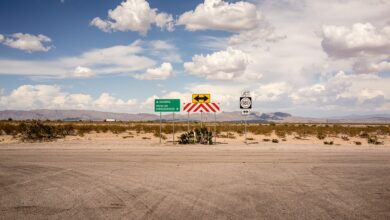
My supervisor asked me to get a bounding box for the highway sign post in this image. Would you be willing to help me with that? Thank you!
[240,92,252,144]
[242,109,251,115]
[183,102,220,144]
[155,99,180,144]
[192,94,210,103]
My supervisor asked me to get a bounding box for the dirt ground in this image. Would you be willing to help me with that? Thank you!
[1,140,390,219]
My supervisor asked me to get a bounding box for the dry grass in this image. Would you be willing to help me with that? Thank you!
[0,120,388,143]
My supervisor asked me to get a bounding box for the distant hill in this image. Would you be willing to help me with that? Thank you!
[0,109,389,123]
[0,109,157,121]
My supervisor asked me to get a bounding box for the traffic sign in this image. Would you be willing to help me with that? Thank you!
[242,109,251,115]
[183,103,220,113]
[192,94,210,103]
[154,99,180,112]
[240,97,252,109]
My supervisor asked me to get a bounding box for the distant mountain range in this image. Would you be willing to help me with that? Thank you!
[0,109,389,123]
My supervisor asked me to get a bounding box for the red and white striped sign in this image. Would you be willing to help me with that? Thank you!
[183,102,220,113]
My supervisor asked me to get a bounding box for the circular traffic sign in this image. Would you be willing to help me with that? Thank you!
[240,97,252,109]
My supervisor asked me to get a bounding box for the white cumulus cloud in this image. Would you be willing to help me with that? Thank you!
[135,62,174,80]
[0,85,138,112]
[321,23,390,58]
[353,59,390,74]
[177,0,262,32]
[184,47,250,80]
[70,66,95,78]
[0,41,156,78]
[1,33,53,52]
[90,0,174,35]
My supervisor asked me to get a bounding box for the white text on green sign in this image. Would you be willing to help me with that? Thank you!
[154,99,180,112]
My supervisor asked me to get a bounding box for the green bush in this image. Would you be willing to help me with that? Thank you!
[18,121,75,142]
[179,128,213,145]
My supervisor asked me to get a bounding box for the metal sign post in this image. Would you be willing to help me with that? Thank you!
[173,112,175,145]
[240,91,252,145]
[159,112,162,144]
[214,112,217,144]
[200,112,203,128]
[187,112,190,133]
[244,115,247,144]
[154,99,180,145]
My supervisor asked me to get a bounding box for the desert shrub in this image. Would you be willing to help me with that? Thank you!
[263,138,270,142]
[246,137,254,141]
[227,132,236,139]
[324,141,334,145]
[317,132,326,140]
[153,131,167,140]
[0,123,19,135]
[178,131,195,144]
[359,132,369,138]
[55,124,76,137]
[18,121,74,142]
[179,128,213,145]
[282,138,287,141]
[275,130,286,138]
[272,139,279,143]
[367,136,384,145]
[354,141,362,145]
[341,136,349,141]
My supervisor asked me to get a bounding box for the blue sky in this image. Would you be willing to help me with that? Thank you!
[0,0,390,117]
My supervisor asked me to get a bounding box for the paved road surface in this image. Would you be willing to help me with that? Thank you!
[1,141,390,219]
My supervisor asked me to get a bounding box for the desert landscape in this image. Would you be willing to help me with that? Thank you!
[1,121,390,219]
[2,0,390,219]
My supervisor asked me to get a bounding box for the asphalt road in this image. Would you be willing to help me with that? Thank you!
[1,141,390,219]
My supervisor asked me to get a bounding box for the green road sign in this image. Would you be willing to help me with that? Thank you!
[154,99,180,112]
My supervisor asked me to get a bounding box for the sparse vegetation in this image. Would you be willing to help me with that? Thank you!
[179,128,213,145]
[317,132,326,140]
[324,141,334,145]
[16,121,75,142]
[272,139,279,143]
[367,136,384,145]
[0,120,388,144]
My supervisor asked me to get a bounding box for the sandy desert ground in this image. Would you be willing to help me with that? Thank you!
[1,137,390,219]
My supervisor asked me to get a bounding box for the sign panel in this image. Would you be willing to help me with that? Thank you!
[242,109,251,115]
[240,97,252,109]
[183,103,220,113]
[192,94,210,103]
[154,99,180,112]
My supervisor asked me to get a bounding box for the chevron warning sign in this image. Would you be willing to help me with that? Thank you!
[183,102,220,113]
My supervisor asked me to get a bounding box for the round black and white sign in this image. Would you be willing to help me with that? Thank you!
[240,97,252,109]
